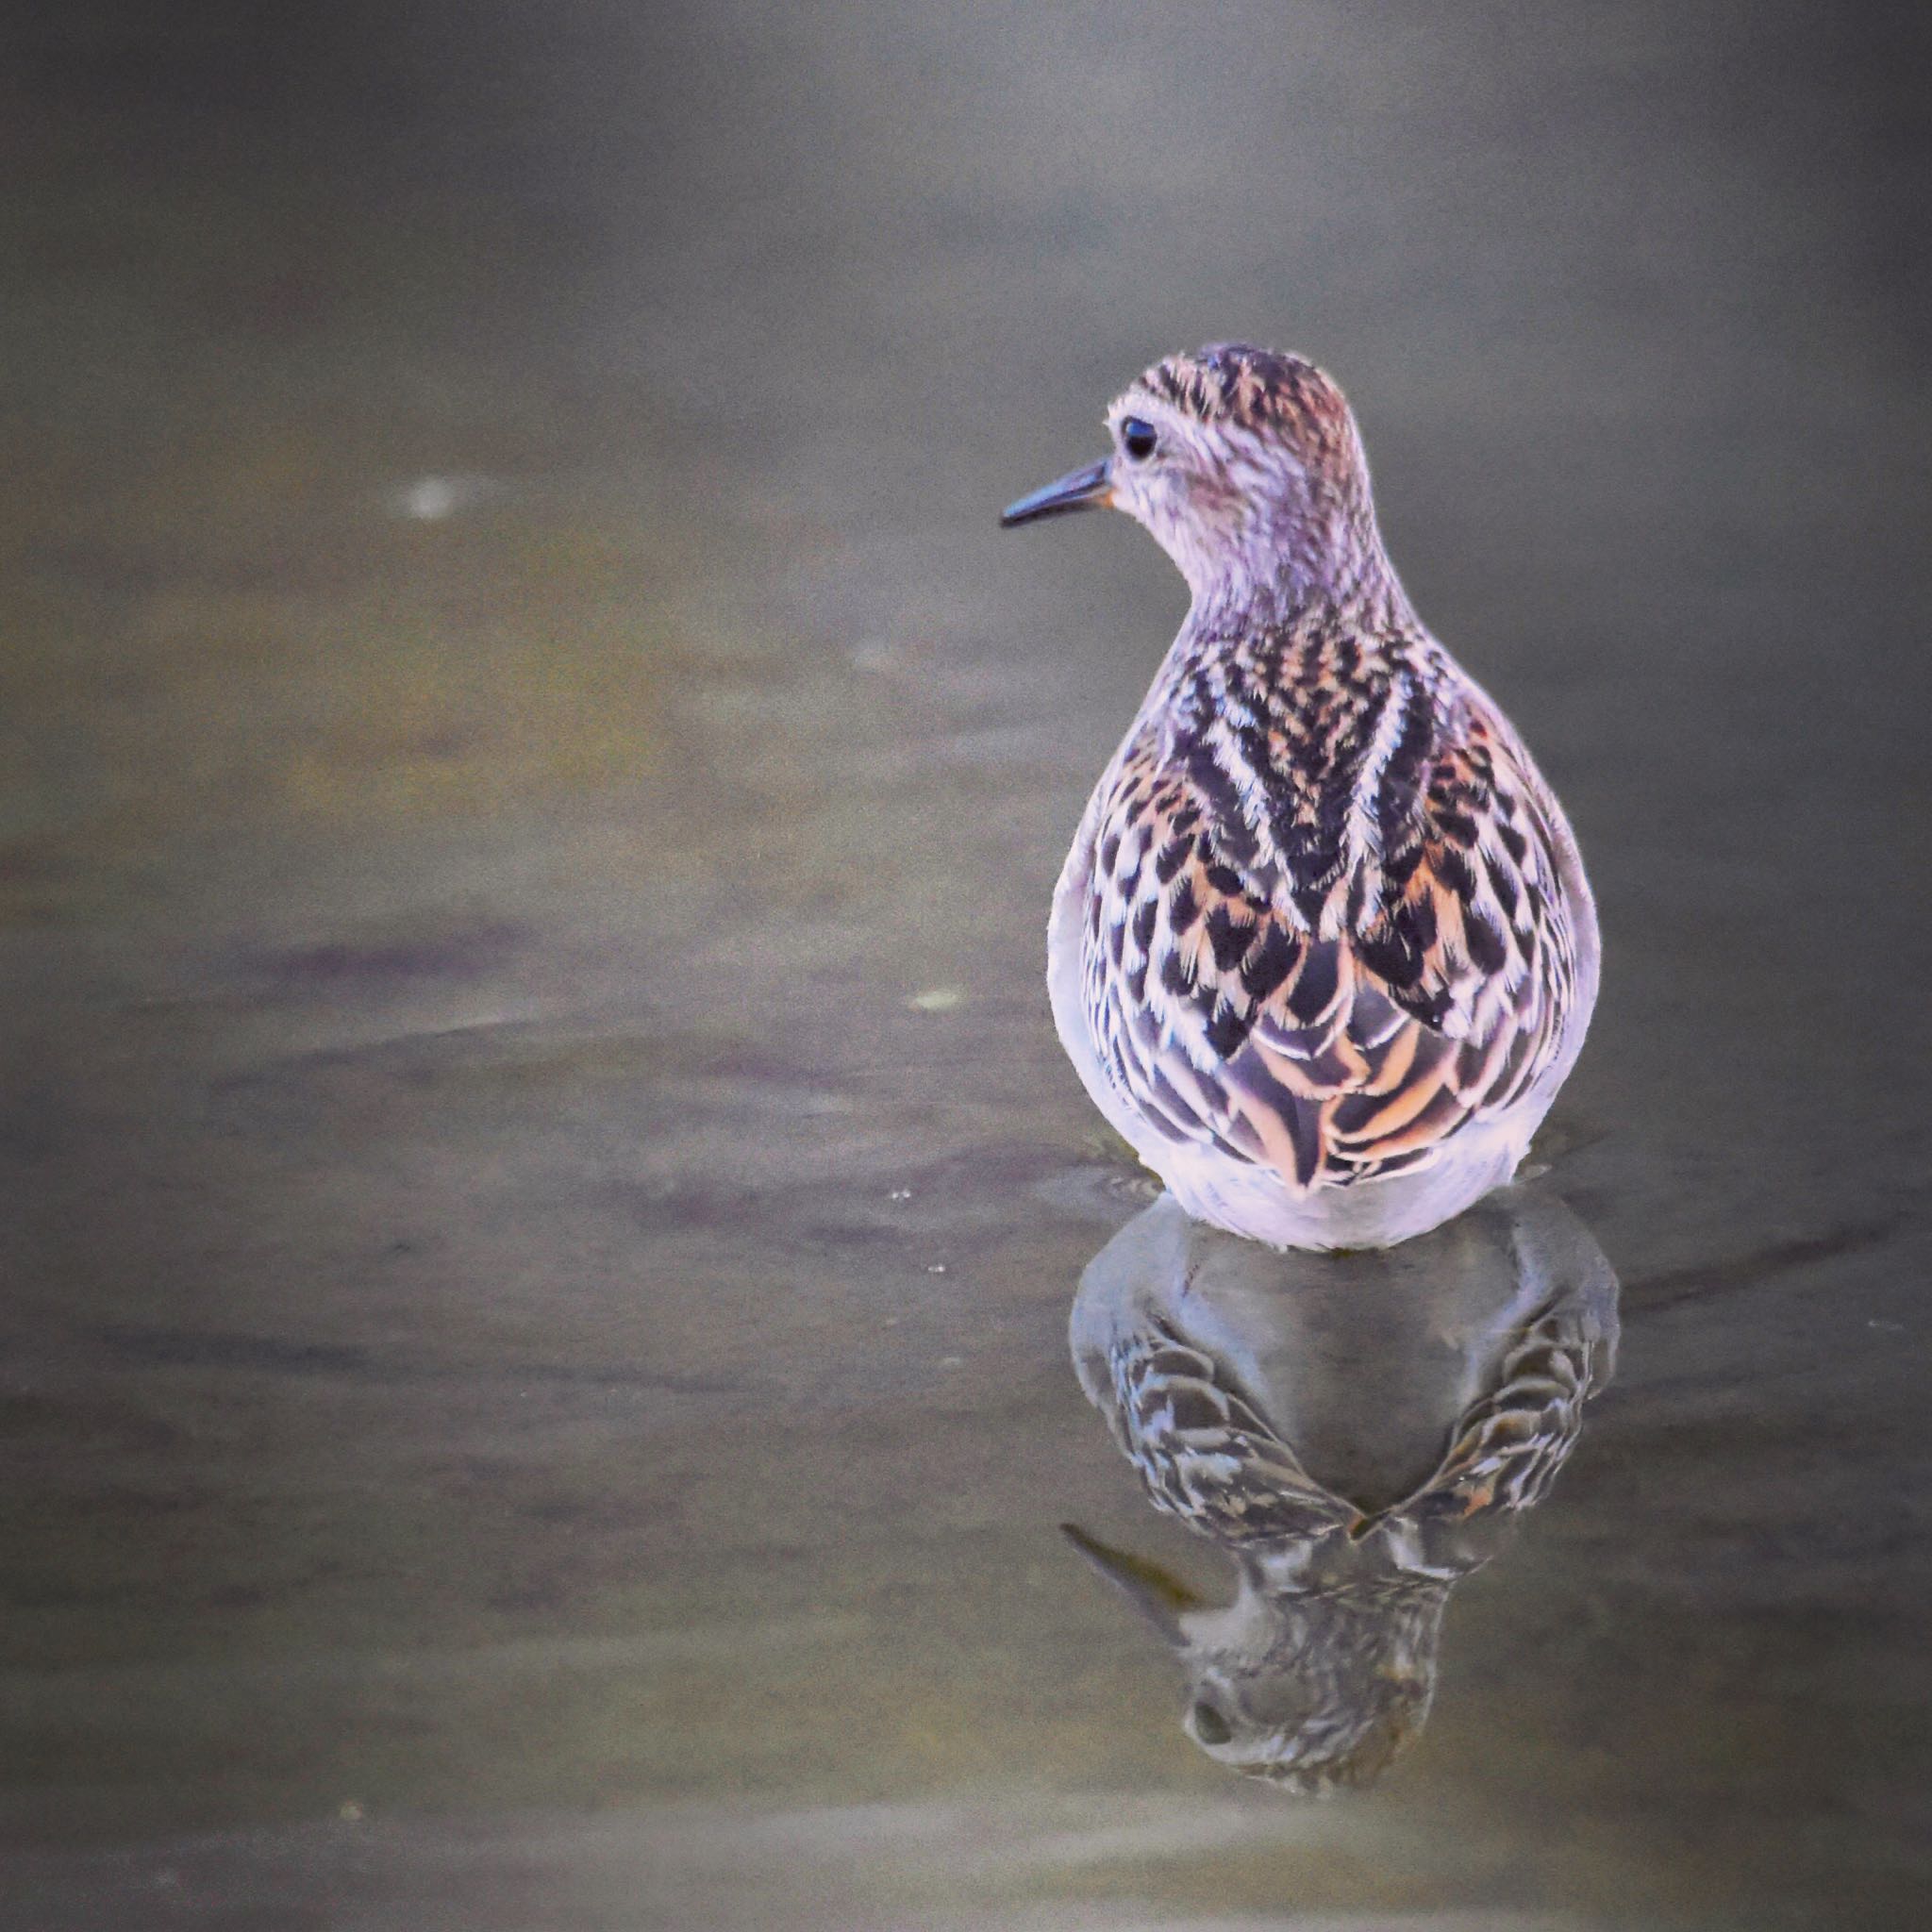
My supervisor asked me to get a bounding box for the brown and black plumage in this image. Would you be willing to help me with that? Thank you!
[1005,345,1598,1248]
[1064,1183,1619,1791]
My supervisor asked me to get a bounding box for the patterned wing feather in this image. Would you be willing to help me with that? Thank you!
[1081,671,1580,1193]
[1406,1299,1599,1521]
[1105,1321,1360,1545]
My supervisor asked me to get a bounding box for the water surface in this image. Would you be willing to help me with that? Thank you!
[4,4,1929,1926]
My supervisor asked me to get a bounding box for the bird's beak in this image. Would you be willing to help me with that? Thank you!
[999,457,1113,527]
[1061,1522,1205,1647]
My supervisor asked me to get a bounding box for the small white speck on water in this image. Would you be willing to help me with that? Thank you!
[386,475,498,522]
[907,986,966,1013]
[888,1188,912,1201]
[1868,1318,1906,1333]
[940,1356,964,1369]
[925,1263,947,1275]
[338,1799,365,1823]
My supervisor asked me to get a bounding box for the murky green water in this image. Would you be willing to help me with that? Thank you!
[5,4,1929,1926]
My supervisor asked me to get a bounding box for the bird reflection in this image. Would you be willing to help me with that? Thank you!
[1064,1178,1617,1793]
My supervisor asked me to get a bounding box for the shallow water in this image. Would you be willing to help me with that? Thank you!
[4,4,1930,1927]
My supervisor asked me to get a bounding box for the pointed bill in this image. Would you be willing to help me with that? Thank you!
[1060,1522,1205,1646]
[999,458,1113,526]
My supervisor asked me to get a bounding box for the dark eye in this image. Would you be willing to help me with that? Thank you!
[1190,1700,1232,1745]
[1120,417,1158,462]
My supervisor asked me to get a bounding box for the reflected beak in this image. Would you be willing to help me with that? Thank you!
[1060,1522,1205,1647]
[999,457,1113,527]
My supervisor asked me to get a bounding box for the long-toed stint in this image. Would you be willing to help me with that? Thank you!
[1004,344,1598,1250]
[1063,1182,1619,1790]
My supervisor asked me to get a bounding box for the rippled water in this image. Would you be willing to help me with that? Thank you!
[5,4,1929,1927]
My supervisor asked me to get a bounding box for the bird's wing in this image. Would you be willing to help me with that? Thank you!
[1082,699,1581,1190]
[1404,1296,1599,1521]
[1104,1320,1360,1545]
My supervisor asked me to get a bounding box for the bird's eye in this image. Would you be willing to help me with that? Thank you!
[1120,417,1158,462]
[1190,1700,1233,1745]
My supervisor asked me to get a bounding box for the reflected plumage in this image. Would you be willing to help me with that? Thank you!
[1005,345,1599,1248]
[1065,1181,1619,1792]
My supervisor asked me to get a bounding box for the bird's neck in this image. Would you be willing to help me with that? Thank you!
[1189,555,1407,648]
[1187,498,1405,635]
[1145,527,1426,746]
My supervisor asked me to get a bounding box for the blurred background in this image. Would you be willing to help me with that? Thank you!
[4,3,1930,1927]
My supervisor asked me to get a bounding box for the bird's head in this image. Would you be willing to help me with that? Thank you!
[1064,1524,1443,1795]
[1001,343,1386,607]
[1174,1582,1443,1794]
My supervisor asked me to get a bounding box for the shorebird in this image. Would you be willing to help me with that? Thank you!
[1003,344,1599,1249]
[1063,1182,1619,1790]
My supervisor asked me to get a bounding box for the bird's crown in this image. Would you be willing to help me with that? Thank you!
[1131,342,1354,451]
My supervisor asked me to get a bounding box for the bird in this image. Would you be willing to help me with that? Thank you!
[1062,1181,1619,1791]
[1002,343,1599,1250]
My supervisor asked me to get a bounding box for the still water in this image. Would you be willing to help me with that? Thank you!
[4,4,1928,1926]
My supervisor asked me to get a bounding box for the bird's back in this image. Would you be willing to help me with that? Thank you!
[1050,601,1596,1249]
